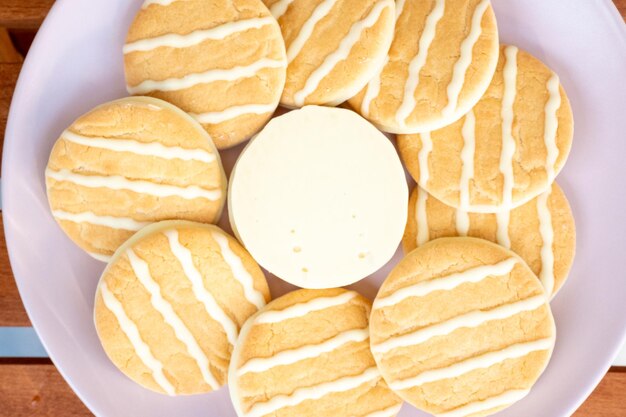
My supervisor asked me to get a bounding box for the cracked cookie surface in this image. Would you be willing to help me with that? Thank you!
[229,288,403,417]
[402,183,576,298]
[45,97,226,261]
[397,45,574,213]
[370,237,555,417]
[94,221,270,395]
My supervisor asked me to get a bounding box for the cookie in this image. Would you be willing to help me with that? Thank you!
[124,0,287,149]
[229,288,403,417]
[265,0,395,108]
[403,183,576,297]
[398,45,574,212]
[347,0,499,134]
[229,106,408,288]
[45,97,226,262]
[94,221,270,395]
[370,237,555,416]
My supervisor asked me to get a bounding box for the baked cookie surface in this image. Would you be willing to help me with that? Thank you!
[229,106,408,289]
[403,183,576,297]
[348,0,499,134]
[265,0,395,108]
[124,0,287,149]
[229,288,403,417]
[398,45,574,212]
[94,221,270,395]
[370,237,555,416]
[45,97,226,262]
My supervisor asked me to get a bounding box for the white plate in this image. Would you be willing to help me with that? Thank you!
[3,0,626,416]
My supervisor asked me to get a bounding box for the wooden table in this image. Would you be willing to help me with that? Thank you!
[0,0,624,415]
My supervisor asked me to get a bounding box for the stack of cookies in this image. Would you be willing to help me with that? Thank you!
[43,1,576,416]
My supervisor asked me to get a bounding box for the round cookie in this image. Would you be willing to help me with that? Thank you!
[228,106,408,289]
[347,0,499,134]
[124,0,287,149]
[94,221,270,395]
[403,183,576,298]
[45,97,226,262]
[265,0,395,108]
[370,237,555,416]
[398,45,574,212]
[229,288,403,417]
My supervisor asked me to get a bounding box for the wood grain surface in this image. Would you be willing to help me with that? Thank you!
[0,360,91,416]
[0,1,624,416]
[0,0,54,29]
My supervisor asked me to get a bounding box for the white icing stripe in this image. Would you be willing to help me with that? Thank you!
[61,130,216,163]
[458,110,475,212]
[293,0,391,107]
[127,58,285,94]
[362,404,403,417]
[456,110,475,236]
[212,232,266,309]
[499,46,518,209]
[441,0,490,117]
[395,0,445,127]
[537,190,555,295]
[544,73,561,182]
[418,132,433,185]
[372,295,546,353]
[395,0,407,20]
[126,249,220,390]
[123,17,274,53]
[52,210,149,231]
[360,57,387,117]
[436,389,530,417]
[46,168,221,201]
[389,338,553,390]
[99,281,175,395]
[374,258,518,309]
[237,328,368,375]
[495,211,511,248]
[455,209,470,237]
[415,187,429,246]
[359,0,406,117]
[142,0,176,8]
[165,230,239,346]
[255,291,357,324]
[270,0,296,19]
[89,252,112,262]
[287,0,338,64]
[190,103,276,124]
[416,132,433,245]
[245,367,380,417]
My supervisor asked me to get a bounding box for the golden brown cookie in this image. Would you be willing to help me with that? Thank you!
[348,0,499,134]
[403,183,576,297]
[397,45,574,212]
[45,97,226,262]
[370,237,555,416]
[264,0,395,107]
[94,221,270,395]
[124,0,287,149]
[229,288,403,417]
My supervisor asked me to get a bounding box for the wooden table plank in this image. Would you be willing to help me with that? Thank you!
[573,369,626,416]
[0,215,30,326]
[0,0,54,29]
[0,1,625,416]
[0,361,623,417]
[0,359,91,416]
[616,0,626,18]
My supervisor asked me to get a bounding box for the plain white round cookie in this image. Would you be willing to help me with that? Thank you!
[229,106,408,288]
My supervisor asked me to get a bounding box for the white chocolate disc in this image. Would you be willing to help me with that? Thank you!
[229,106,408,288]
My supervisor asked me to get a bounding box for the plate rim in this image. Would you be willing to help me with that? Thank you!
[3,0,626,416]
